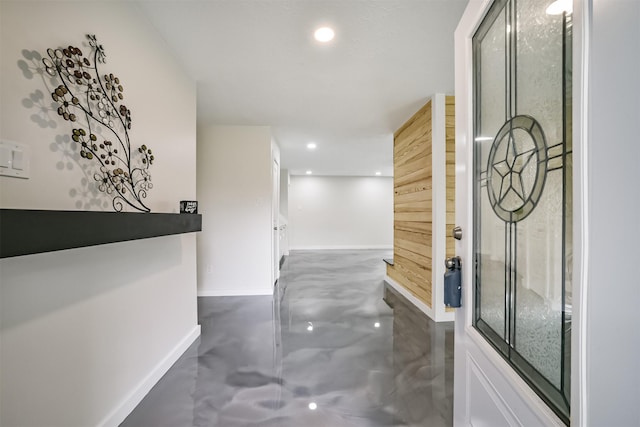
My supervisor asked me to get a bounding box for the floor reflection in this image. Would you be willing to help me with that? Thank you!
[121,250,454,427]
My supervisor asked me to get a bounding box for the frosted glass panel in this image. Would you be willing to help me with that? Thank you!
[479,5,506,143]
[478,191,506,338]
[472,0,571,422]
[516,0,564,144]
[514,168,564,388]
[476,3,507,340]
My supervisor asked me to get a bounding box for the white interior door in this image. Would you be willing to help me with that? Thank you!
[272,158,280,284]
[453,1,574,425]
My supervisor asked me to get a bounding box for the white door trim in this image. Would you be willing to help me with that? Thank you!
[572,1,590,425]
[272,156,280,284]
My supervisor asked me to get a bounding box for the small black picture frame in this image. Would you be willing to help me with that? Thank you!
[180,200,198,214]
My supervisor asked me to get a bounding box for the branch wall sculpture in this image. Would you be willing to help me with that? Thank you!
[42,34,153,212]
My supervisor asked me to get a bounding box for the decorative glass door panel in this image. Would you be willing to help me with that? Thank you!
[472,0,572,423]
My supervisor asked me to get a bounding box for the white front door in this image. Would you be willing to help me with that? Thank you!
[453,0,575,425]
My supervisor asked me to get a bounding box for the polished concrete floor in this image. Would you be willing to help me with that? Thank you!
[121,250,454,427]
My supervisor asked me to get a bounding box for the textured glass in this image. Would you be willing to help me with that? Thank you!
[473,0,571,422]
[479,6,506,143]
[479,189,507,338]
[516,0,564,143]
[511,0,565,389]
[476,3,507,340]
[515,168,563,388]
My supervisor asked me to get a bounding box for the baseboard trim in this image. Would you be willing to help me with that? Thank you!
[198,288,274,297]
[384,275,436,321]
[290,245,393,250]
[98,324,201,427]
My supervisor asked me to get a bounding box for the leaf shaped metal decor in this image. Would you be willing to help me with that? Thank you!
[42,35,153,212]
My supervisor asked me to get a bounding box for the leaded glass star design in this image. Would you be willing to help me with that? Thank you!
[486,115,548,223]
[491,133,537,205]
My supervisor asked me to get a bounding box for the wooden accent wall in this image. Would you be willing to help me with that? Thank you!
[445,96,456,258]
[386,96,456,315]
[445,96,456,312]
[387,101,433,307]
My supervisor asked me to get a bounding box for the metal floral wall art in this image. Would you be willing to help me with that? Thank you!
[42,34,153,212]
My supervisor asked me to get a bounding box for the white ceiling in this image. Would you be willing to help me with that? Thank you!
[135,0,468,176]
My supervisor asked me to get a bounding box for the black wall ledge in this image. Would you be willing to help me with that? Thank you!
[0,209,202,259]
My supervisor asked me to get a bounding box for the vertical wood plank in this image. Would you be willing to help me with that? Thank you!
[445,96,456,312]
[388,100,433,308]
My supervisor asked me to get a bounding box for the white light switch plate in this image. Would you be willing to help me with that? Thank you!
[0,145,11,168]
[0,140,30,179]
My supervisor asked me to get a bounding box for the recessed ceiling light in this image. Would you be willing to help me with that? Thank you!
[307,142,317,150]
[306,170,312,175]
[375,171,381,176]
[314,27,335,43]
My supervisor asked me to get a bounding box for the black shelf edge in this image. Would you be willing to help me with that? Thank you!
[0,209,202,259]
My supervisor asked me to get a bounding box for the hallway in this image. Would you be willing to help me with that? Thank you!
[121,250,454,426]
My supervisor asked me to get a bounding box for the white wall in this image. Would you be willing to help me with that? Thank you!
[288,175,393,250]
[197,125,274,296]
[585,0,640,425]
[0,2,199,426]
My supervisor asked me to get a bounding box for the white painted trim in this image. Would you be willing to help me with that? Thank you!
[573,1,590,425]
[454,6,485,424]
[466,325,565,426]
[290,245,393,251]
[457,0,487,333]
[467,352,523,426]
[431,93,449,322]
[198,288,274,297]
[385,275,454,323]
[271,141,281,286]
[98,325,201,427]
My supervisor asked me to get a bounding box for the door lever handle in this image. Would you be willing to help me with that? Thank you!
[452,226,462,240]
[445,256,461,270]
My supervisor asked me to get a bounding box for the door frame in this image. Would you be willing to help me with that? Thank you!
[272,156,280,285]
[453,0,588,425]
